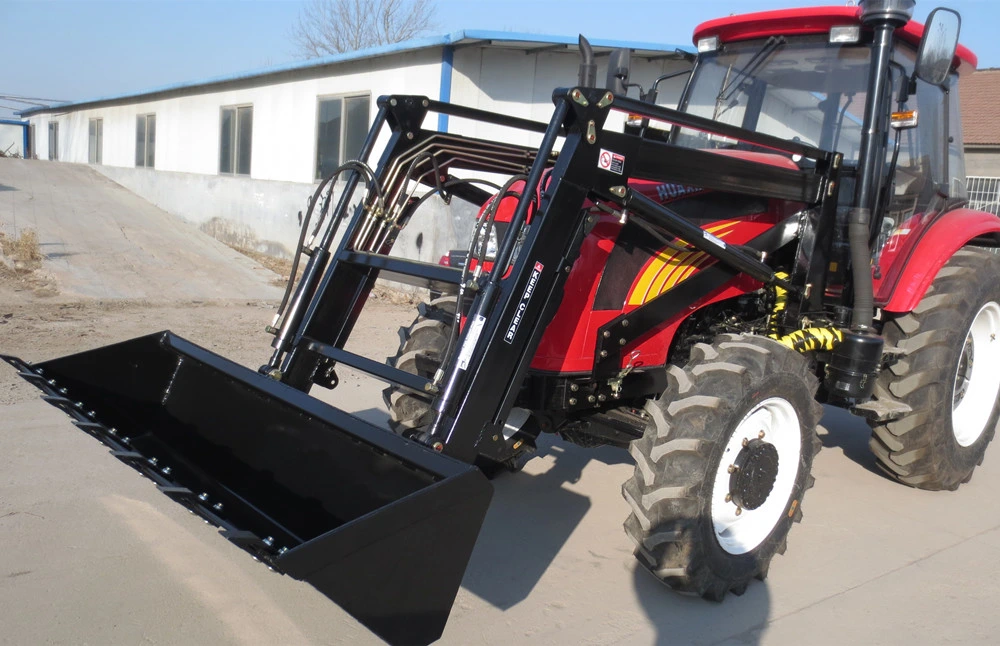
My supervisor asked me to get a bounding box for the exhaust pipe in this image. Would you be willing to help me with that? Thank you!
[578,35,596,87]
[3,332,492,645]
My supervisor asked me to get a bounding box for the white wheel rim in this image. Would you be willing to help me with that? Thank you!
[952,301,1000,447]
[711,397,801,555]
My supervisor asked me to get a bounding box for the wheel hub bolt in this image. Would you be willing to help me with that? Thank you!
[728,464,738,474]
[735,507,743,516]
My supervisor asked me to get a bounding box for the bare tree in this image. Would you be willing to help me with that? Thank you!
[291,0,436,57]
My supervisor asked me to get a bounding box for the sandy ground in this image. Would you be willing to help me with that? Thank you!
[3,160,1000,645]
[0,158,282,301]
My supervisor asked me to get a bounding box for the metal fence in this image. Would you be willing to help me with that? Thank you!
[967,176,1000,215]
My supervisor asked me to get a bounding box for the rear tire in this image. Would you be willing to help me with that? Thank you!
[869,248,1000,490]
[622,334,822,600]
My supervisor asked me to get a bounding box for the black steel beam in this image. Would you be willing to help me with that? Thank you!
[612,93,832,161]
[304,341,432,394]
[620,188,787,287]
[598,130,826,204]
[423,97,555,135]
[424,89,610,463]
[338,251,463,287]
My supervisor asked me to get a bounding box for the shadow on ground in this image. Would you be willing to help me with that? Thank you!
[460,435,630,609]
[634,566,771,645]
[818,404,883,477]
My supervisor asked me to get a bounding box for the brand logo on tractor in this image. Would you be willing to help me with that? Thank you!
[655,183,702,202]
[505,262,544,343]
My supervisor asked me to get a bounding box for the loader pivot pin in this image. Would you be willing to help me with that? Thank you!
[729,439,779,510]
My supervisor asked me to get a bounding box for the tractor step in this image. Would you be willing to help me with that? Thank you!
[851,399,913,422]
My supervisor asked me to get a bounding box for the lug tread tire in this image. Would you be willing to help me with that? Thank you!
[382,296,457,434]
[622,334,822,601]
[869,248,1000,491]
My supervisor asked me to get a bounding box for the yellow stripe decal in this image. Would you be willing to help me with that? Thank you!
[626,221,739,306]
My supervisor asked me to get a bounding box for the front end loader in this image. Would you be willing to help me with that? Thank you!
[4,1,997,643]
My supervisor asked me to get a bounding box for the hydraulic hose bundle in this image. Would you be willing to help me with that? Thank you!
[767,272,882,403]
[767,272,843,353]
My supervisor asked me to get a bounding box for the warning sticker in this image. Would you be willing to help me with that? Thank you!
[598,149,625,175]
[457,314,487,370]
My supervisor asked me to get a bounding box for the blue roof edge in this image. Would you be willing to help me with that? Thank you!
[21,29,691,117]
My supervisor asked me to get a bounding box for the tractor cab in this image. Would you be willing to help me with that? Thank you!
[676,5,972,195]
[663,2,976,308]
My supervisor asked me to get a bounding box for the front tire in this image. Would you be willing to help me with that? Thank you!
[383,295,530,475]
[869,247,1000,490]
[383,295,457,436]
[622,334,822,600]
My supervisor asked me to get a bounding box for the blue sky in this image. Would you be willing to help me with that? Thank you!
[2,0,998,119]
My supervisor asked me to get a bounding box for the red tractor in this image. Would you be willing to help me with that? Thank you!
[5,1,995,643]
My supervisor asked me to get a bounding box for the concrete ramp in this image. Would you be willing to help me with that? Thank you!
[0,159,283,301]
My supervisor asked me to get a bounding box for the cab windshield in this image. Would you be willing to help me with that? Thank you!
[674,37,872,162]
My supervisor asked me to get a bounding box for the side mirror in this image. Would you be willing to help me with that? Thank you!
[915,7,961,86]
[606,48,631,95]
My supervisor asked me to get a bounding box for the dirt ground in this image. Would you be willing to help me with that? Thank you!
[0,284,414,407]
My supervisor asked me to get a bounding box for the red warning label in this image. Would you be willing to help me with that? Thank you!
[598,149,625,175]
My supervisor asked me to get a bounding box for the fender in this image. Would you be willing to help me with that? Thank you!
[879,208,1000,313]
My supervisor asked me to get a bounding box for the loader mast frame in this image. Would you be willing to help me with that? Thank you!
[264,89,841,464]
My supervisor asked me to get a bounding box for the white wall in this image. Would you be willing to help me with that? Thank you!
[966,148,1000,177]
[449,47,690,145]
[0,123,26,157]
[24,43,690,263]
[29,49,441,184]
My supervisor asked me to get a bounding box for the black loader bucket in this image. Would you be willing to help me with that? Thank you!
[2,331,492,646]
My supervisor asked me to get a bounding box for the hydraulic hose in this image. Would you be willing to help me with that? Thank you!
[768,272,843,352]
[767,273,789,339]
[775,327,844,353]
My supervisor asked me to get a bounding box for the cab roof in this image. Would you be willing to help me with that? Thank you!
[693,5,977,70]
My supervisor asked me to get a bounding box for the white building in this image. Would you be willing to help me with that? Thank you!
[0,120,28,158]
[21,31,691,259]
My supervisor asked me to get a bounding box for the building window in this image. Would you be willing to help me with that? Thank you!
[48,122,58,160]
[88,118,103,164]
[220,105,252,175]
[316,94,369,180]
[136,114,155,168]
